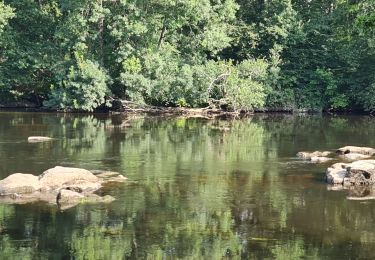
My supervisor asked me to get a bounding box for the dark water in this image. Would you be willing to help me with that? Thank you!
[0,112,375,259]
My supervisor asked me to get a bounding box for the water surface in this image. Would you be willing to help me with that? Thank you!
[0,112,375,259]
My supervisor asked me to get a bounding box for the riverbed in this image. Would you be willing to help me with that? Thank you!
[0,112,374,259]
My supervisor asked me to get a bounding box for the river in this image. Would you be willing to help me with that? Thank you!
[0,112,374,259]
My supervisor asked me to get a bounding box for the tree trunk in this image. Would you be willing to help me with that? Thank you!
[99,0,104,64]
[157,19,167,49]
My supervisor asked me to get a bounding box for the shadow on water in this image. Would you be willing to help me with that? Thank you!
[0,113,375,258]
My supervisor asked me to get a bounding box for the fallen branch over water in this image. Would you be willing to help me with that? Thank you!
[111,100,252,119]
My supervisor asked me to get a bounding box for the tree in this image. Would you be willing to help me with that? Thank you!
[0,1,14,35]
[1,0,375,112]
[0,0,59,105]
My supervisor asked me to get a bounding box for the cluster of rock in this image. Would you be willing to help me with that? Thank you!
[326,160,375,185]
[297,151,332,163]
[298,146,375,200]
[326,160,375,200]
[336,146,375,161]
[0,166,127,210]
[297,146,375,163]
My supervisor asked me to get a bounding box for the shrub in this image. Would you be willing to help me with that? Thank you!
[45,59,110,111]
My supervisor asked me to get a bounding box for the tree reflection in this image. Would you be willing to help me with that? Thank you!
[0,114,375,258]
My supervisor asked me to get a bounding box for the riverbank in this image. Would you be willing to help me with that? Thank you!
[0,99,368,117]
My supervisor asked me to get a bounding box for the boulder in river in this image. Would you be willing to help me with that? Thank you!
[28,136,54,143]
[346,160,375,185]
[341,153,371,161]
[39,166,100,192]
[0,173,41,195]
[326,160,375,185]
[57,189,84,204]
[299,146,375,164]
[326,163,349,184]
[297,151,331,159]
[0,166,126,209]
[336,146,375,156]
[297,151,332,163]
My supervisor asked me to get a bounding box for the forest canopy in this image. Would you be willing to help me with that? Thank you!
[0,0,374,112]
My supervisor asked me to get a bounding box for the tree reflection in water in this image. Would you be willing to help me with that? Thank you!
[0,113,375,258]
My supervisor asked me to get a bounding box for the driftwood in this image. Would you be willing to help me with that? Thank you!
[110,99,247,119]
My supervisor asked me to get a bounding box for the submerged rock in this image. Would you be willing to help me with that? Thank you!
[0,166,125,209]
[57,189,84,205]
[310,156,333,163]
[62,180,102,193]
[336,146,375,156]
[92,170,128,183]
[299,146,375,166]
[297,151,331,159]
[0,191,58,205]
[95,171,120,178]
[27,136,54,143]
[297,151,332,163]
[106,175,127,183]
[56,190,115,210]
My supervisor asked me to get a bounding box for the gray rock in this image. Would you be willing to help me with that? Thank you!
[27,136,54,143]
[297,151,332,164]
[0,166,125,209]
[56,189,85,210]
[0,173,40,195]
[336,146,375,155]
[326,163,349,184]
[297,151,331,159]
[310,156,332,163]
[326,160,375,185]
[57,189,84,204]
[341,153,371,161]
[0,192,57,205]
[39,166,99,191]
[346,160,375,185]
[326,168,348,185]
[62,180,102,193]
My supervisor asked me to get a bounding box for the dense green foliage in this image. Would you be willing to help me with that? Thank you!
[0,0,374,111]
